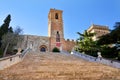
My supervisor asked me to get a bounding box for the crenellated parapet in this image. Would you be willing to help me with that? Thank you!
[63,38,76,52]
[66,39,75,42]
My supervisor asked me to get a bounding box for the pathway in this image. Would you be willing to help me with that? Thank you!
[0,52,120,80]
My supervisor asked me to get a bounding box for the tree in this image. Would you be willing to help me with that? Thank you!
[76,30,98,56]
[8,26,13,33]
[114,22,120,29]
[0,14,11,36]
[0,14,13,47]
[112,22,120,43]
[97,22,120,45]
[1,27,23,57]
[77,30,95,40]
[14,26,23,35]
[96,22,120,59]
[97,34,111,45]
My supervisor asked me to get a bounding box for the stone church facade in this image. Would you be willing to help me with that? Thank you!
[20,9,75,52]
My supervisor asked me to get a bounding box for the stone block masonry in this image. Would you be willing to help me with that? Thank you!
[0,48,30,70]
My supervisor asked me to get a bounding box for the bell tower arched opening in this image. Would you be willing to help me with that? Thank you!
[55,13,59,19]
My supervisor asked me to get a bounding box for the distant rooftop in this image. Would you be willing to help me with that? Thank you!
[87,24,109,32]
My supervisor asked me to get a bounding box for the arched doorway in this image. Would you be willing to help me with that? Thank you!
[40,45,47,52]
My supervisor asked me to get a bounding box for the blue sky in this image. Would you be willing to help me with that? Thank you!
[0,0,120,40]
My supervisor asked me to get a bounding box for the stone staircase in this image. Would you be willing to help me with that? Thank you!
[0,52,120,80]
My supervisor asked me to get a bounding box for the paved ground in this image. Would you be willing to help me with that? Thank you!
[0,52,120,80]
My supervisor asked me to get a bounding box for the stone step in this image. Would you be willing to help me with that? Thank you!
[0,51,120,80]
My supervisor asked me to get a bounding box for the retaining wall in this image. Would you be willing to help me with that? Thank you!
[72,51,120,69]
[0,48,30,70]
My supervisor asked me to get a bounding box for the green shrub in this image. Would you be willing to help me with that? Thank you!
[52,47,60,52]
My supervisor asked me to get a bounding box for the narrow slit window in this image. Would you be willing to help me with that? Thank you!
[56,31,60,42]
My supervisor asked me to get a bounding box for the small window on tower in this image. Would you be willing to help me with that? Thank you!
[56,31,60,42]
[55,13,58,19]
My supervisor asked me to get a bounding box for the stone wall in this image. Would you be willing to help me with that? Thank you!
[20,35,50,52]
[49,38,76,52]
[19,35,75,52]
[49,37,65,51]
[72,51,120,69]
[0,54,22,70]
[0,48,30,70]
[63,39,76,52]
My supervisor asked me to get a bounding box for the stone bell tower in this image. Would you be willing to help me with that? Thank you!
[48,8,64,51]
